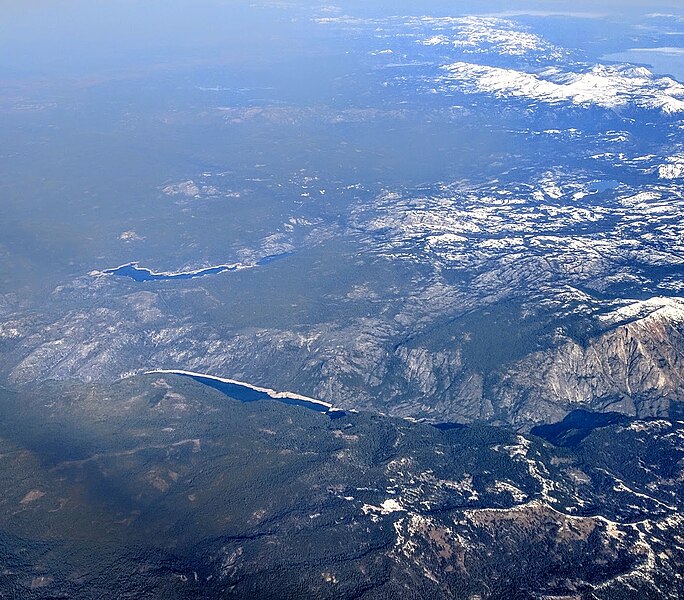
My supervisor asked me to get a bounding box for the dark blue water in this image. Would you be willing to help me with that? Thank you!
[531,409,630,447]
[105,253,291,282]
[432,422,467,431]
[256,252,292,266]
[177,372,335,414]
[104,263,239,282]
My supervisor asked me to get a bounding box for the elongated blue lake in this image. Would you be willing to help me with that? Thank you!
[104,253,291,282]
[104,263,239,282]
[158,370,339,415]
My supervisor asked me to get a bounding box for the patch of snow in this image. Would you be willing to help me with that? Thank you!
[440,62,684,113]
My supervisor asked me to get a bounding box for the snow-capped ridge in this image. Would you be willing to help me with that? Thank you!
[440,62,684,113]
[599,296,684,326]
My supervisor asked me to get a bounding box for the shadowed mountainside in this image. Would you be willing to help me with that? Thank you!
[0,375,681,599]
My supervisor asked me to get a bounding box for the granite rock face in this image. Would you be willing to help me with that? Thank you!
[490,298,684,425]
[2,288,684,428]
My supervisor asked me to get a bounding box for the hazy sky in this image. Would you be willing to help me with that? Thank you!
[0,0,682,81]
